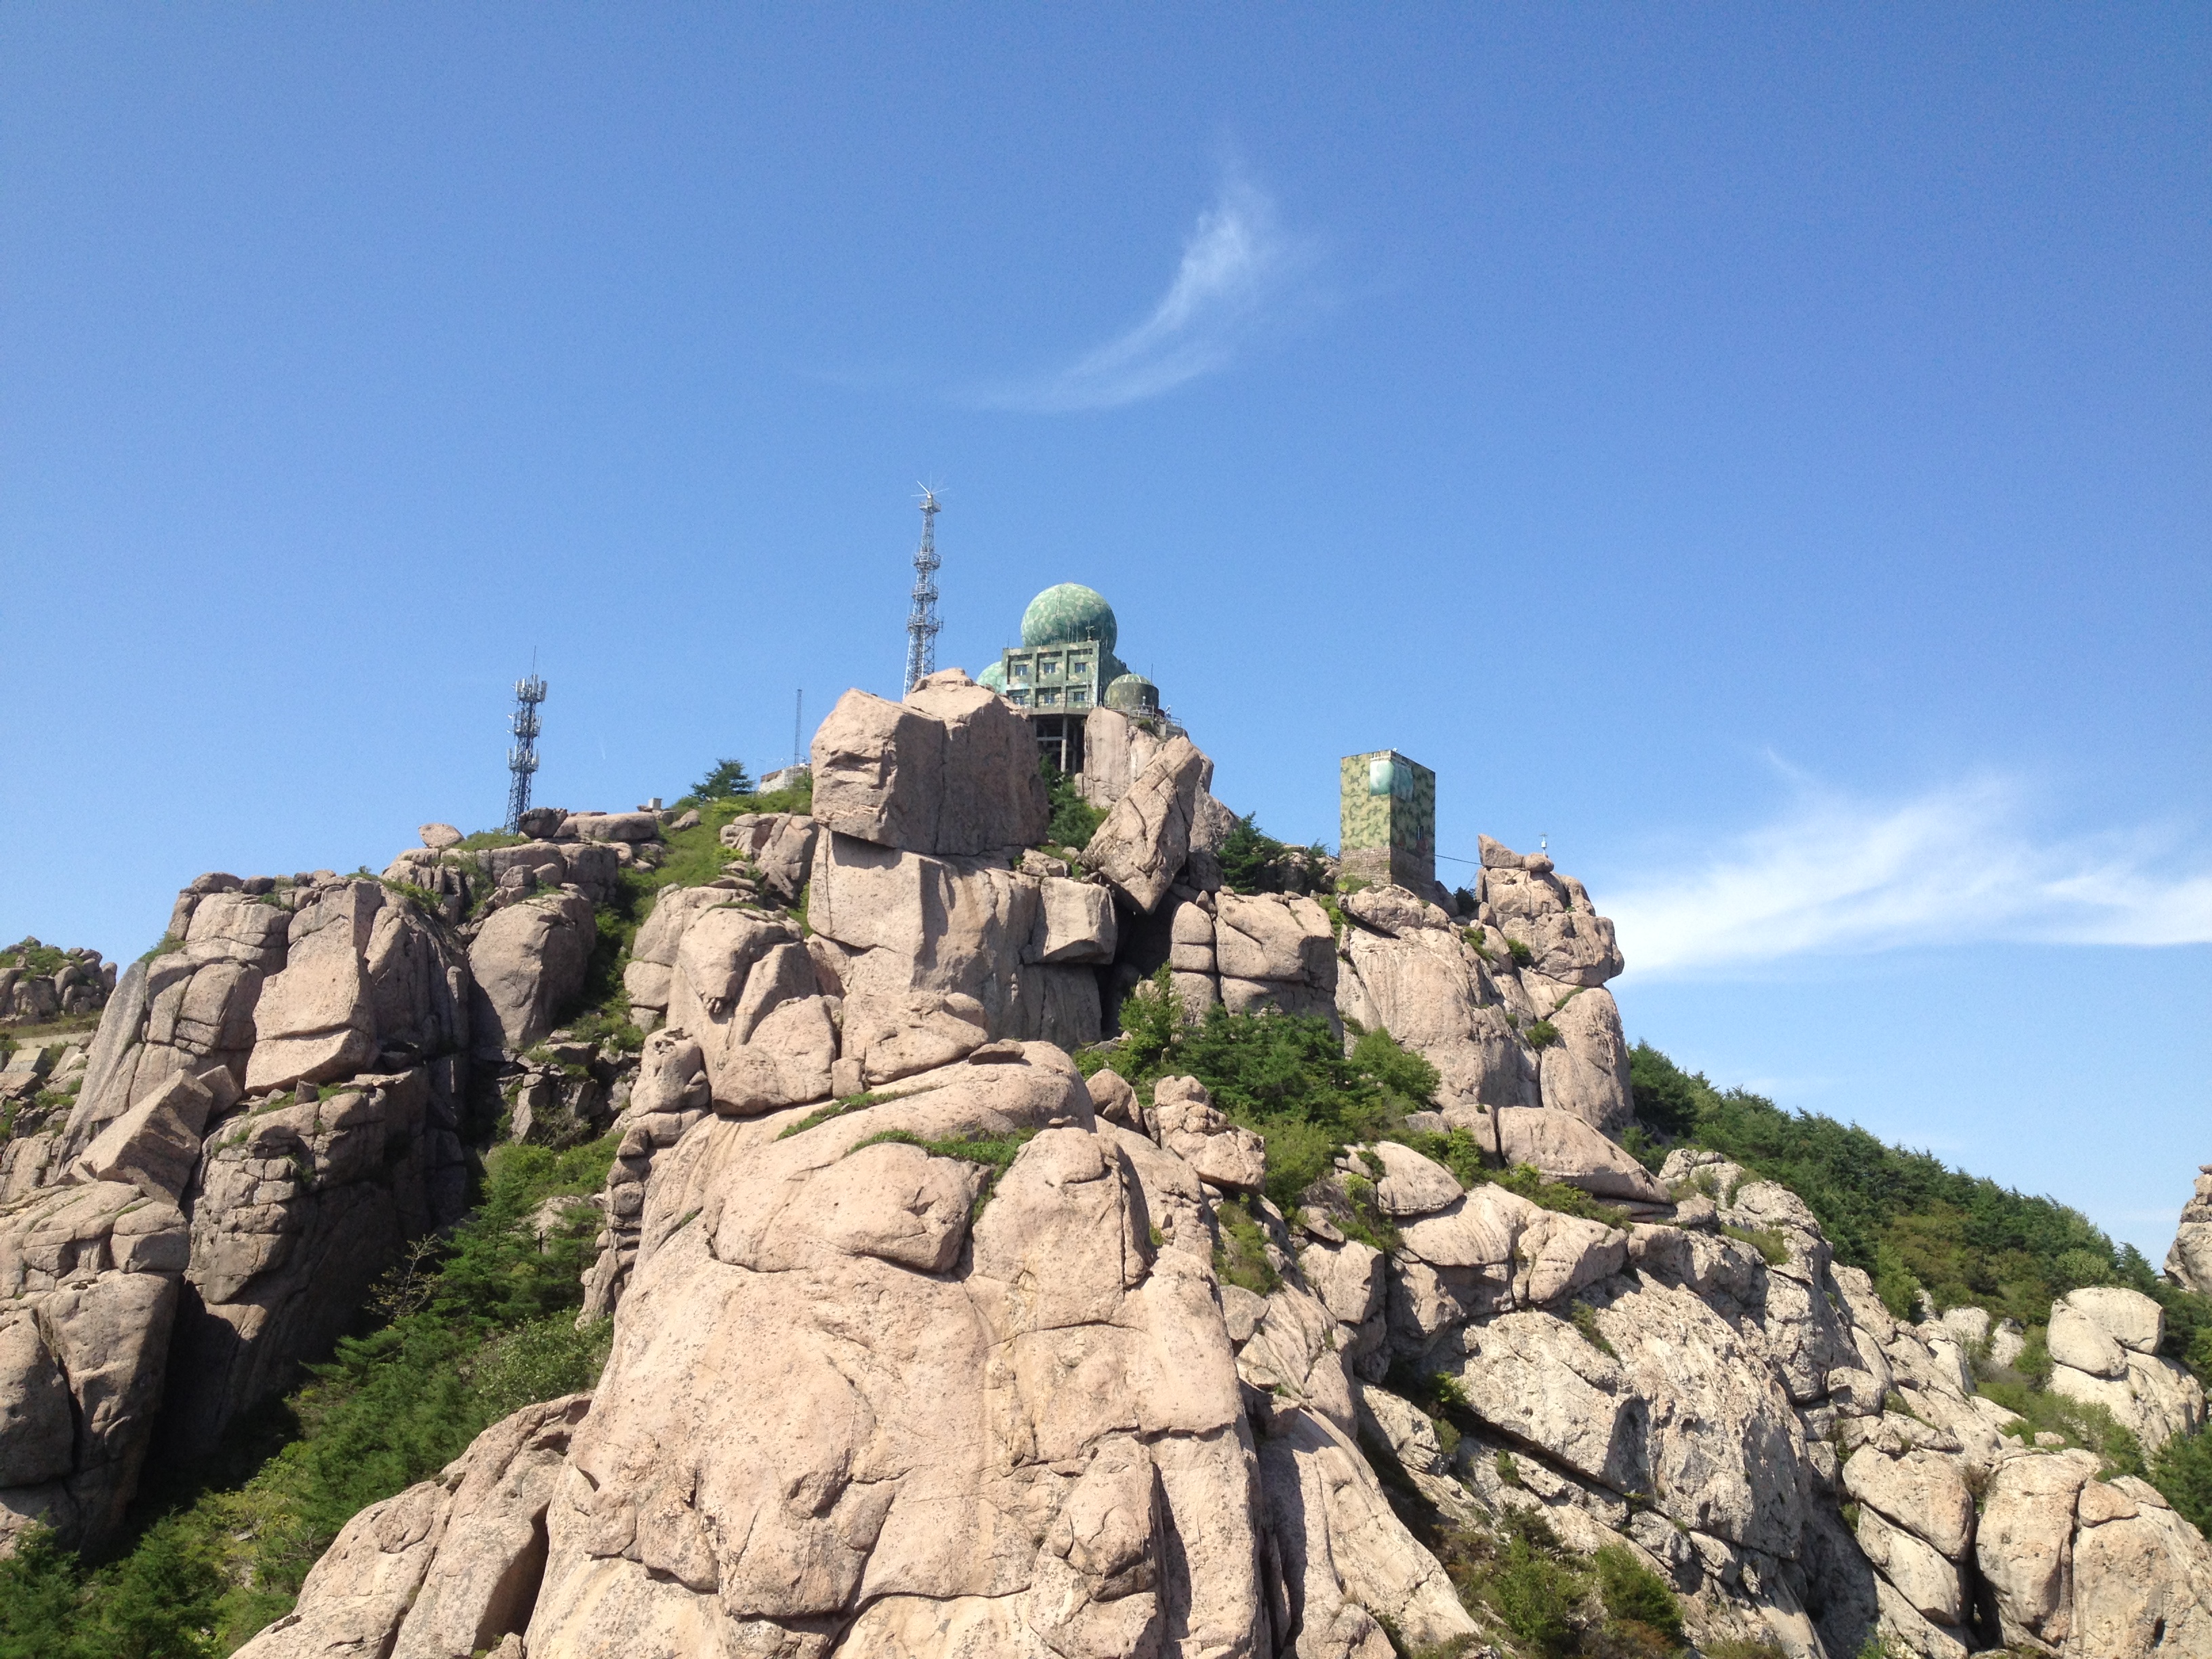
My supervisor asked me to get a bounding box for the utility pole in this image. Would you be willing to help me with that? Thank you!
[505,672,547,832]
[792,689,804,769]
[903,489,942,695]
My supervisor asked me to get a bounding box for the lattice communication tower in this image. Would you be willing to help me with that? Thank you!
[505,674,548,832]
[903,489,943,695]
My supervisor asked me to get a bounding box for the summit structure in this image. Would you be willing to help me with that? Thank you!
[981,580,1171,772]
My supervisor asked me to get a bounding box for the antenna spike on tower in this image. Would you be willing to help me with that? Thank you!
[903,487,943,695]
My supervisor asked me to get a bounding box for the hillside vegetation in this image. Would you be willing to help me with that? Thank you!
[1630,1041,2212,1531]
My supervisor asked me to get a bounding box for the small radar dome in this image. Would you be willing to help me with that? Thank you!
[1021,583,1118,653]
[978,660,1008,693]
[1104,673,1159,714]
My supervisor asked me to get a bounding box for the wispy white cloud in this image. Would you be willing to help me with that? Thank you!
[972,175,1311,412]
[1605,774,2212,977]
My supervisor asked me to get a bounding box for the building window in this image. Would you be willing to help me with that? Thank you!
[1070,687,1088,705]
[1040,689,1061,705]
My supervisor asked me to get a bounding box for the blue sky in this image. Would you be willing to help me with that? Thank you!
[4,6,2206,1254]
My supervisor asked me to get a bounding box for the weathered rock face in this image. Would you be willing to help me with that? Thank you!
[468,890,594,1057]
[1479,1104,1668,1204]
[1334,870,1631,1132]
[163,1065,470,1458]
[2045,1286,2205,1454]
[718,811,820,904]
[809,672,1048,857]
[247,880,473,1094]
[68,890,292,1158]
[232,1393,592,1659]
[620,884,729,1031]
[807,830,1107,1084]
[0,863,584,1554]
[2165,1164,2212,1296]
[249,1046,1481,1659]
[665,907,836,1114]
[1083,735,1208,914]
[0,1180,188,1553]
[1080,703,1181,813]
[577,1028,711,1322]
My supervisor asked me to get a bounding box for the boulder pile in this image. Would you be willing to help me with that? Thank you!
[0,939,117,1025]
[6,668,2210,1659]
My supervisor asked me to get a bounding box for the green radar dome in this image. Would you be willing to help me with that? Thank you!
[1021,583,1118,653]
[978,660,1008,693]
[1104,674,1158,714]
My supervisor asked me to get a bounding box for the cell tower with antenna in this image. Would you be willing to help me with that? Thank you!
[505,671,548,832]
[903,488,942,695]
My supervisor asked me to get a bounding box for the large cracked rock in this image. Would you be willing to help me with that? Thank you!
[247,880,472,1093]
[0,1180,189,1553]
[242,1044,1481,1658]
[67,889,292,1158]
[2045,1286,2205,1454]
[807,831,1106,1084]
[665,907,837,1114]
[2165,1164,2212,1295]
[1332,871,1633,1131]
[1082,735,1208,914]
[809,672,1048,857]
[468,889,594,1057]
[163,1065,470,1458]
[233,1393,591,1659]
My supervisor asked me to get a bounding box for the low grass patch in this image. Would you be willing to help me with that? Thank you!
[1721,1224,1790,1267]
[847,1126,1038,1212]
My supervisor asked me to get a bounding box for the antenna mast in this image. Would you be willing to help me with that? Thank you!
[505,672,548,832]
[903,489,942,695]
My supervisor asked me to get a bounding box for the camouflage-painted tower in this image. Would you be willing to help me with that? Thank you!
[1339,750,1436,892]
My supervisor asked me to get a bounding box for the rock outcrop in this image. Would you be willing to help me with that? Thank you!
[810,671,1049,857]
[232,1393,592,1659]
[2166,1164,2212,1296]
[0,1180,188,1552]
[1334,861,1633,1132]
[0,940,117,1025]
[163,1065,469,1456]
[243,1042,1481,1659]
[0,863,558,1552]
[1082,735,1209,913]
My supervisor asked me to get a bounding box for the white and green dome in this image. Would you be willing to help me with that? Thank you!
[978,660,1008,693]
[1021,583,1118,653]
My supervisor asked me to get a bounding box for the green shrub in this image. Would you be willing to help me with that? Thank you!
[1488,1528,1586,1656]
[1040,759,1107,851]
[1570,1302,1618,1359]
[1721,1225,1790,1267]
[1504,937,1534,968]
[1212,1194,1282,1294]
[1703,1641,1788,1659]
[689,758,754,800]
[136,934,185,965]
[1980,1376,2145,1478]
[1593,1544,1684,1645]
[1111,971,1431,1212]
[2150,1423,2212,1534]
[1525,1019,1561,1050]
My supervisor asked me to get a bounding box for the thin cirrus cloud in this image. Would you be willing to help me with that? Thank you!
[1603,774,2212,978]
[969,176,1312,413]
